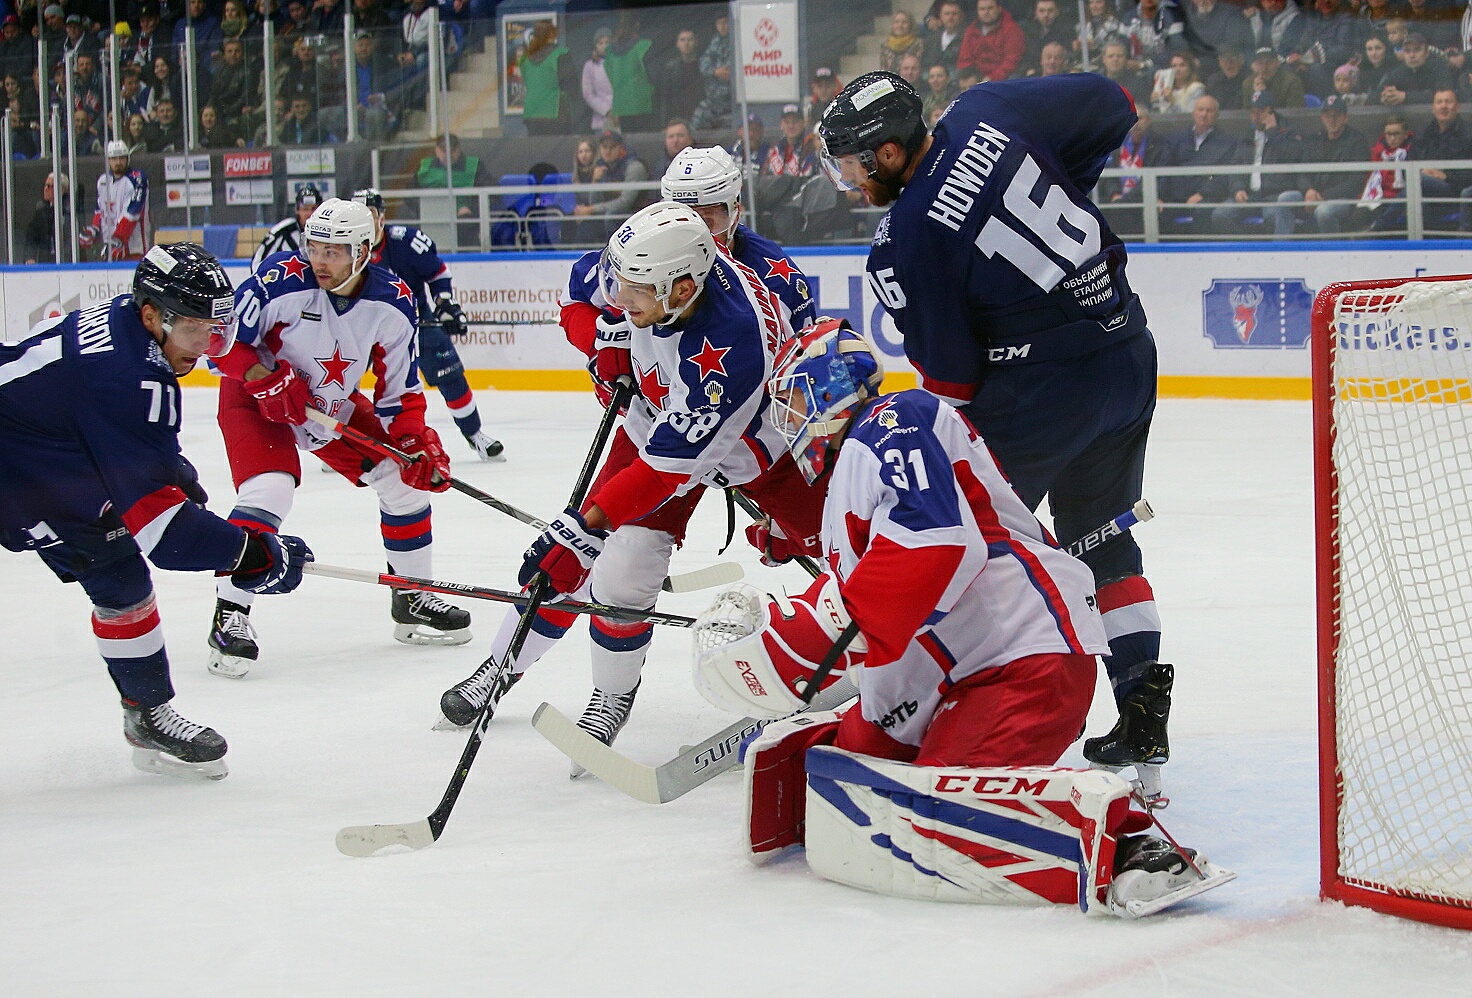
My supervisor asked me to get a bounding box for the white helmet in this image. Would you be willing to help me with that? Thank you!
[601,202,716,324]
[661,146,743,243]
[302,198,375,293]
[105,139,129,159]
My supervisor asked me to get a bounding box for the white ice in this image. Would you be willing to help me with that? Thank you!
[4,390,1470,996]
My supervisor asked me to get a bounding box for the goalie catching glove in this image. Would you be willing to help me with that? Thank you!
[518,507,607,594]
[693,573,865,718]
[433,293,468,338]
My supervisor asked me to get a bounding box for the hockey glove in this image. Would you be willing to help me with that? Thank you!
[394,426,452,492]
[107,239,128,261]
[744,517,807,568]
[588,314,635,403]
[247,363,311,425]
[175,455,209,505]
[518,507,607,595]
[433,293,468,338]
[78,224,99,248]
[231,528,314,595]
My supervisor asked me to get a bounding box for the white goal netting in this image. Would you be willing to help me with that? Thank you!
[1325,279,1472,912]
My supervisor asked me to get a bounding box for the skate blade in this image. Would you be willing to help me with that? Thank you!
[393,624,473,647]
[131,747,228,781]
[432,712,469,731]
[206,650,252,679]
[475,452,507,464]
[569,759,589,780]
[1109,862,1237,919]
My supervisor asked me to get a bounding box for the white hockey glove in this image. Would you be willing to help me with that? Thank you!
[692,574,866,719]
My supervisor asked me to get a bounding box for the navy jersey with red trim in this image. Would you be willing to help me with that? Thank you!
[0,296,244,572]
[728,224,816,332]
[371,224,451,316]
[868,75,1147,407]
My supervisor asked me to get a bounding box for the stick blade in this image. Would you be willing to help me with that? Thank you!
[531,702,664,804]
[662,562,744,593]
[335,819,437,857]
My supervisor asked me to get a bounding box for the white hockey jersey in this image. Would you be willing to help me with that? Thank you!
[219,251,427,450]
[825,390,1109,748]
[93,168,149,255]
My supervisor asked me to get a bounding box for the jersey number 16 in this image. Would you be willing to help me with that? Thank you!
[976,154,1100,293]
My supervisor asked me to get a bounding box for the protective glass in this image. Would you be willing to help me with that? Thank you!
[818,137,872,192]
[168,312,236,357]
[598,248,660,312]
[305,240,356,265]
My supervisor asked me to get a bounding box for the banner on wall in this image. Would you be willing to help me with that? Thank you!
[9,248,1472,393]
[285,148,336,176]
[163,154,211,181]
[498,10,560,117]
[735,0,800,103]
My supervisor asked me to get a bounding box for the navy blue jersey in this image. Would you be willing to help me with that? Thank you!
[869,75,1148,406]
[728,223,817,332]
[370,224,452,317]
[0,296,243,572]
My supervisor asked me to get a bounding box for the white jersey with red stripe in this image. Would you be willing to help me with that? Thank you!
[93,168,150,255]
[226,252,426,449]
[824,390,1108,748]
[620,246,793,493]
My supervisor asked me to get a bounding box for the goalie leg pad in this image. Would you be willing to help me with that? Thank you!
[742,712,842,863]
[802,748,1135,911]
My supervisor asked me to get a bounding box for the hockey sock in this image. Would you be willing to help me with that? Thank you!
[94,594,174,707]
[589,617,654,695]
[382,507,433,578]
[486,604,576,674]
[441,383,482,438]
[218,477,292,605]
[1096,576,1162,707]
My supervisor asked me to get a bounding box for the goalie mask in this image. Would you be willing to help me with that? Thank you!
[599,202,716,327]
[768,318,885,484]
[661,146,743,245]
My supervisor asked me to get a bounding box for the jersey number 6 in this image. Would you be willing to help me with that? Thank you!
[975,154,1101,293]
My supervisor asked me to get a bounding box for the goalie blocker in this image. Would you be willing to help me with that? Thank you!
[742,716,1235,917]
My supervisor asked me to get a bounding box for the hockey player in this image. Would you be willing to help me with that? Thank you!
[206,198,471,678]
[79,140,149,261]
[351,188,504,462]
[250,184,322,270]
[0,244,313,779]
[815,71,1174,799]
[691,323,1231,916]
[438,203,825,767]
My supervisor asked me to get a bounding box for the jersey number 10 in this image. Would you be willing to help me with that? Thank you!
[975,154,1101,293]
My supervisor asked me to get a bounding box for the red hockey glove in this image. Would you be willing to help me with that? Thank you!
[246,363,311,425]
[394,426,452,492]
[108,239,129,261]
[518,507,607,595]
[744,518,808,568]
[78,224,99,248]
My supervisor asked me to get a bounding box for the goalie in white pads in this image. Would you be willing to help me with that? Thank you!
[692,322,1233,917]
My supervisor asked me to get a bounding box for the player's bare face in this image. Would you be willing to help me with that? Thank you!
[108,156,128,178]
[306,240,359,290]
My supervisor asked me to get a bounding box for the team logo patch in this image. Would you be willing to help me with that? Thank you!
[689,337,732,379]
[1201,279,1313,349]
[315,345,354,389]
[763,257,797,282]
[705,381,723,406]
[638,361,670,410]
[275,255,309,282]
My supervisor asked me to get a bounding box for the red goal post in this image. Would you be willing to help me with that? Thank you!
[1312,275,1472,930]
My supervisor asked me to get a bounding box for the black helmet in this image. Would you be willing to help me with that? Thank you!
[352,187,385,214]
[817,71,927,190]
[295,183,323,209]
[133,243,237,354]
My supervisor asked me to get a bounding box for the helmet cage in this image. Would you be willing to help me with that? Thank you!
[768,321,883,483]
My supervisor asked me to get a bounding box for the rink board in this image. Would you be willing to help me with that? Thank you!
[5,242,1472,400]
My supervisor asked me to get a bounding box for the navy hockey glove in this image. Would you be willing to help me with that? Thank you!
[433,293,468,338]
[518,508,607,595]
[231,529,314,595]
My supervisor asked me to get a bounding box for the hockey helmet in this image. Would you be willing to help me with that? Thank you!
[660,146,743,244]
[302,198,374,291]
[105,139,129,159]
[816,71,926,192]
[768,318,884,483]
[295,183,323,209]
[599,202,716,325]
[132,243,237,356]
[351,187,386,214]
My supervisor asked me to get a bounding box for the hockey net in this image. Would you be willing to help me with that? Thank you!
[1313,276,1472,930]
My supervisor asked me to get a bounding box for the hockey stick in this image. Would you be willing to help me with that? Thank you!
[335,382,633,857]
[304,562,697,628]
[532,500,1157,805]
[1064,499,1154,559]
[419,319,557,328]
[301,408,738,594]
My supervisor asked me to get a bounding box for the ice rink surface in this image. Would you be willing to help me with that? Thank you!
[4,389,1470,996]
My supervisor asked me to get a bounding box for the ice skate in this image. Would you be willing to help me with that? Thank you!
[1083,660,1172,808]
[1107,834,1235,918]
[207,599,258,679]
[391,588,473,646]
[436,661,521,728]
[465,430,505,463]
[123,699,228,780]
[569,683,639,779]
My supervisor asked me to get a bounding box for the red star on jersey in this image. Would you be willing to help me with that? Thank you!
[275,255,309,282]
[390,278,415,305]
[638,360,670,411]
[862,396,899,426]
[763,257,797,282]
[689,337,732,380]
[315,346,354,389]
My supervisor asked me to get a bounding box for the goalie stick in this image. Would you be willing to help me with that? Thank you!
[532,501,1157,805]
[300,408,739,595]
[304,563,698,628]
[335,382,632,857]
